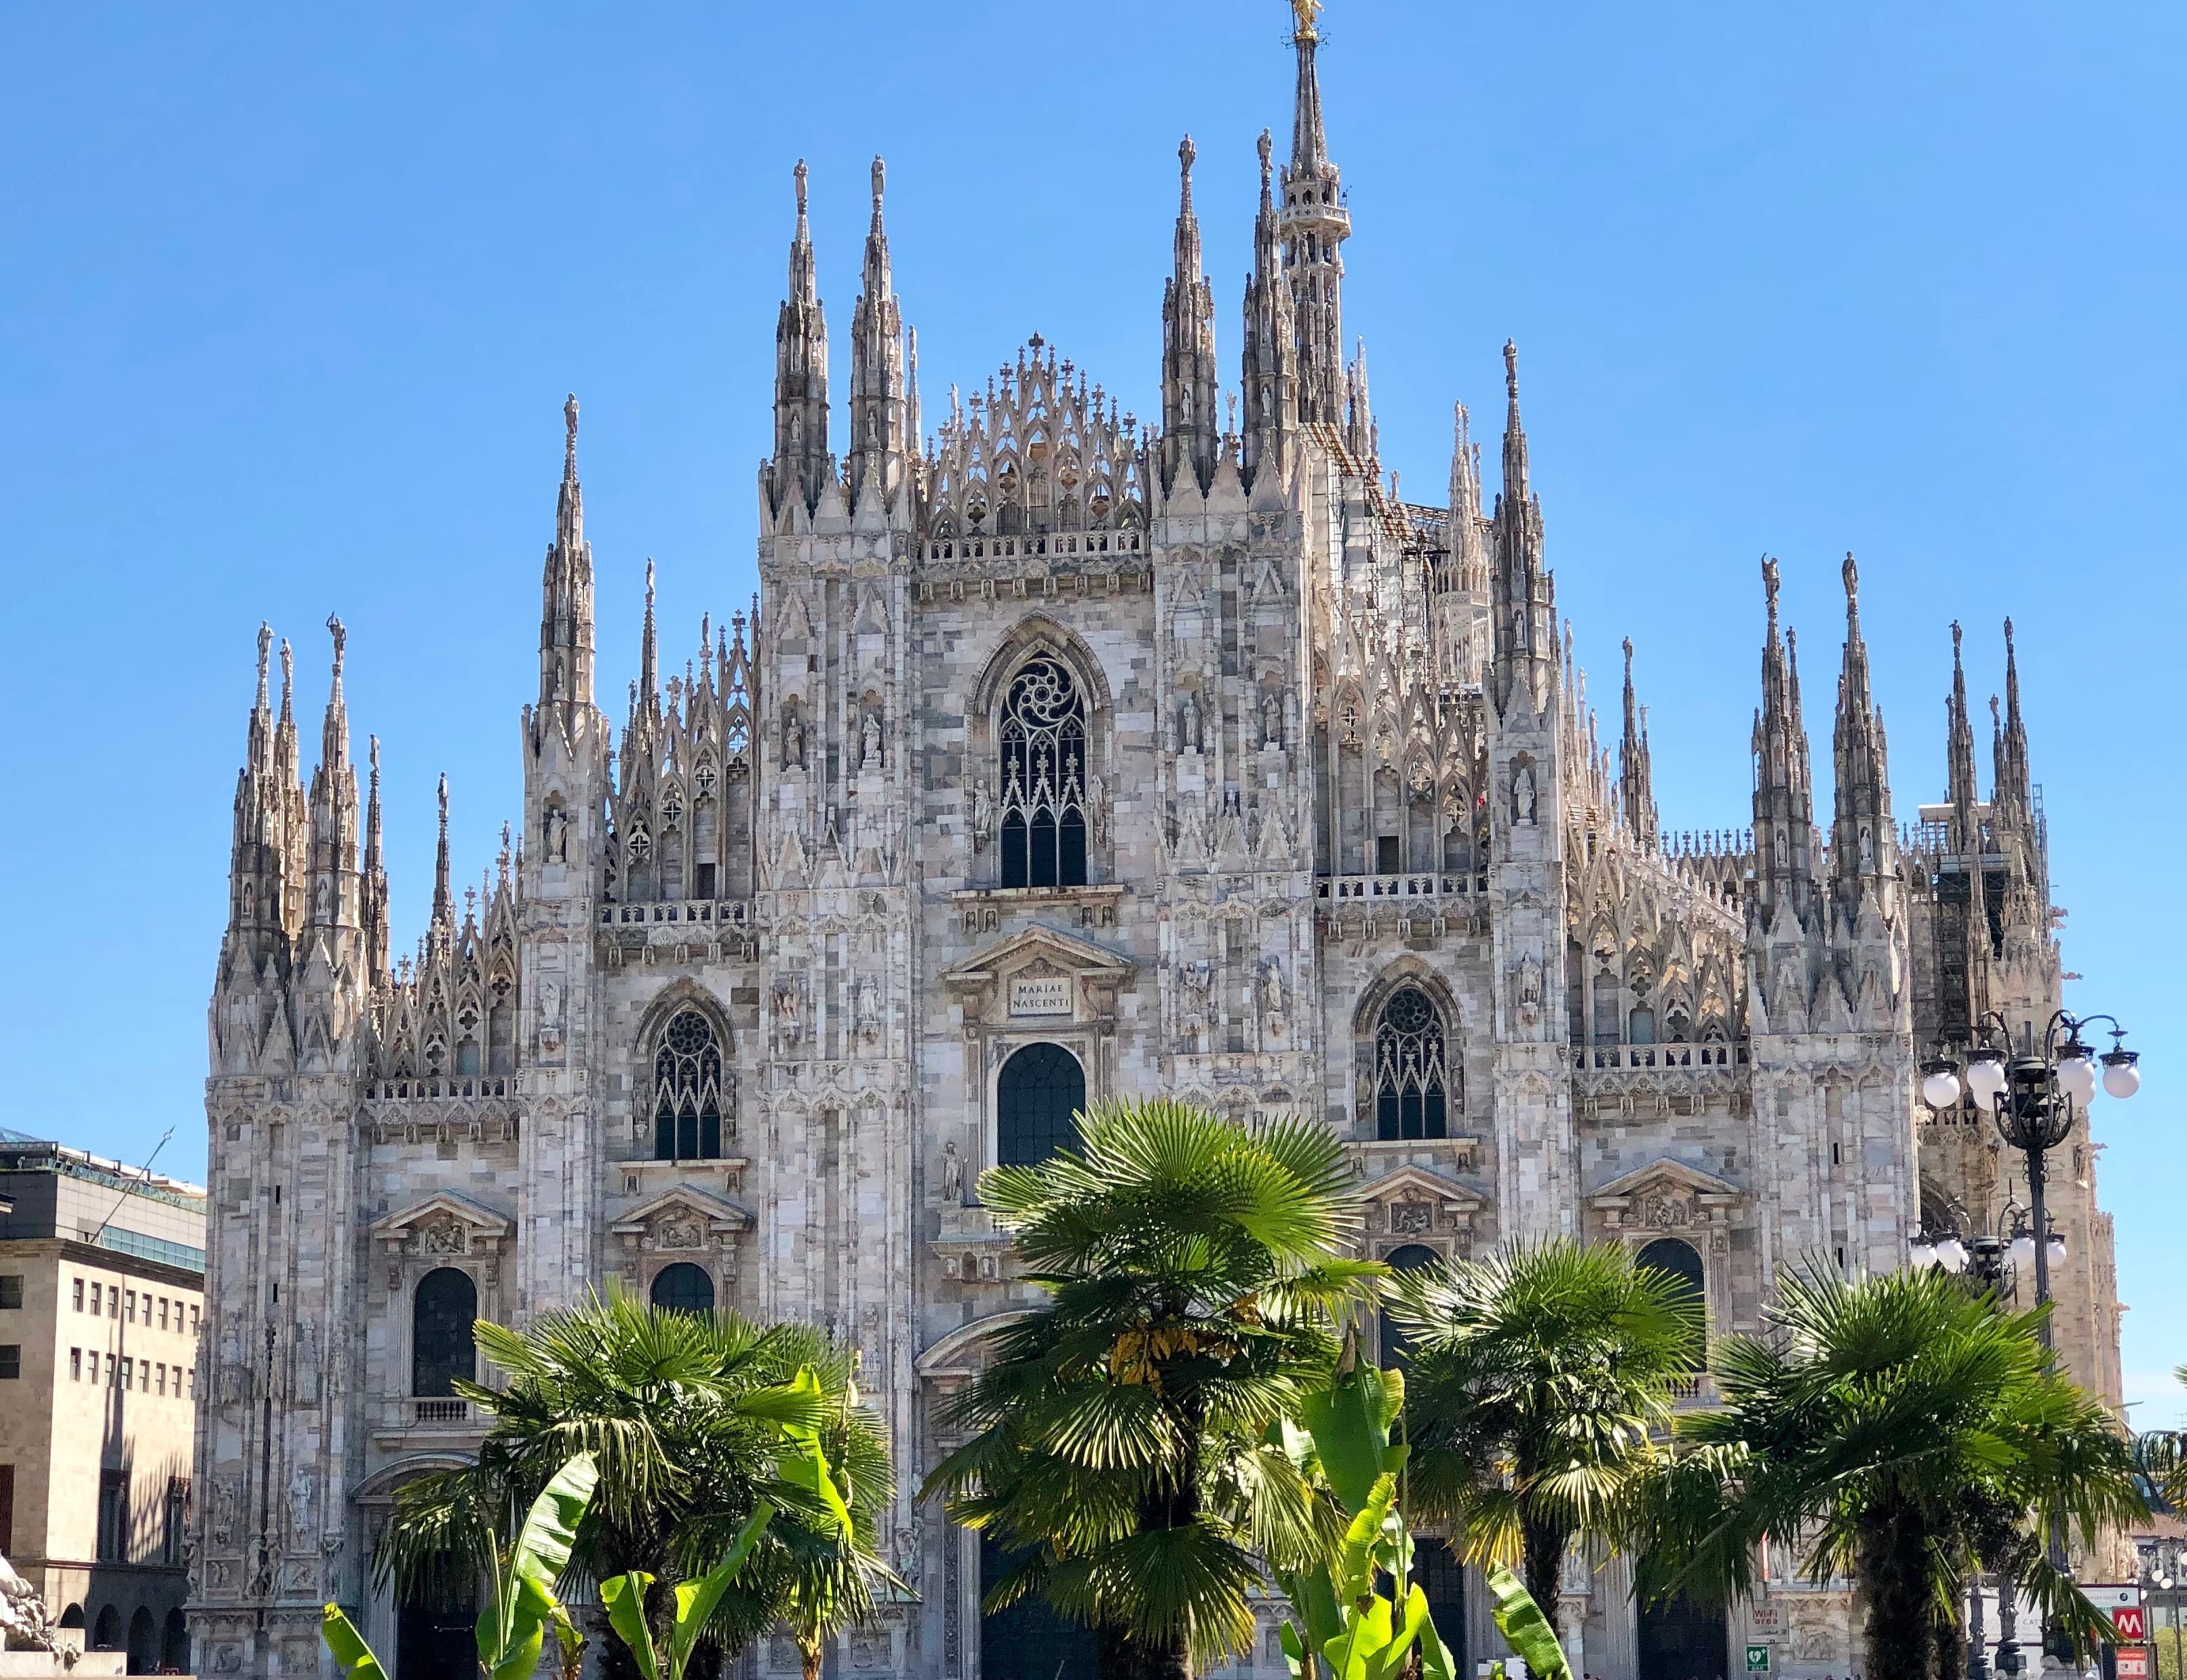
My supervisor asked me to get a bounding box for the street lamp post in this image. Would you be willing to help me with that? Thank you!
[1921,1009,2142,1678]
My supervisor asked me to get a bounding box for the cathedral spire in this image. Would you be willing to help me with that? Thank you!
[1279,1,1350,427]
[1620,638,1656,848]
[1993,617,2032,836]
[307,616,360,931]
[1159,134,1220,495]
[1240,127,1296,490]
[1830,551,1895,905]
[1752,556,1816,925]
[1490,342,1553,719]
[640,559,658,708]
[847,156,908,513]
[1344,336,1378,467]
[363,735,389,984]
[767,159,833,519]
[539,393,596,713]
[432,773,453,930]
[1946,619,1981,842]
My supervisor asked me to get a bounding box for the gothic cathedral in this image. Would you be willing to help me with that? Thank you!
[194,16,2125,1680]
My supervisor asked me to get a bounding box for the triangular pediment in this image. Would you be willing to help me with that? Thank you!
[940,924,1136,988]
[1588,1156,1742,1207]
[1358,1162,1487,1211]
[609,1183,754,1236]
[370,1190,514,1244]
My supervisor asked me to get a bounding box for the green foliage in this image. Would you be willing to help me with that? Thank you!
[1635,1262,2150,1676]
[320,1605,389,1680]
[601,1502,774,1680]
[325,1451,602,1680]
[374,1287,894,1672]
[1391,1236,1703,1628]
[1271,1365,1457,1680]
[1482,1562,1571,1680]
[923,1099,1380,1672]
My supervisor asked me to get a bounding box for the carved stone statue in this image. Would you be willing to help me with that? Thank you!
[859,709,883,770]
[783,710,807,770]
[970,779,993,849]
[293,1318,321,1406]
[1262,690,1283,750]
[940,1139,963,1203]
[543,801,568,863]
[1511,759,1536,825]
[287,1466,317,1543]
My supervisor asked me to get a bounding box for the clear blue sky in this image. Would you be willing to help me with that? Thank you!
[4,2,2182,1416]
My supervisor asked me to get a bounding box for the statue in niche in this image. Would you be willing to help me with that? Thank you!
[1513,952,1545,1030]
[1262,690,1283,750]
[970,780,993,850]
[860,708,883,770]
[773,981,803,1051]
[537,977,565,1055]
[1511,758,1537,825]
[543,801,568,863]
[210,1478,240,1547]
[940,1139,963,1203]
[1259,958,1287,1028]
[217,1325,246,1409]
[293,1318,320,1405]
[286,1466,317,1544]
[783,710,807,770]
[1180,692,1203,754]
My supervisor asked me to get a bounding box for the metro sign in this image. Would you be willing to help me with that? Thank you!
[2080,1585,2146,1645]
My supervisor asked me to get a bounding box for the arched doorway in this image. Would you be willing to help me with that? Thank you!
[125,1607,156,1675]
[996,1043,1085,1167]
[162,1607,189,1671]
[980,1531,1098,1680]
[1376,1244,1439,1369]
[411,1268,478,1398]
[91,1607,121,1653]
[397,1574,478,1680]
[650,1262,715,1316]
[1637,1594,1729,1680]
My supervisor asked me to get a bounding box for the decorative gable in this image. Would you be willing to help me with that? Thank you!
[370,1191,514,1258]
[1358,1161,1487,1258]
[609,1184,754,1285]
[940,925,1136,1028]
[1588,1157,1742,1249]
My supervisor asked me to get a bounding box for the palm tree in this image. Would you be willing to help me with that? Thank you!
[1389,1237,1705,1635]
[921,1098,1381,1680]
[1636,1262,2149,1678]
[377,1287,893,1675]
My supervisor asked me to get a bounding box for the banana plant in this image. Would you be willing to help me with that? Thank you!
[599,1502,774,1680]
[1481,1560,1572,1680]
[324,1451,601,1680]
[1272,1365,1458,1680]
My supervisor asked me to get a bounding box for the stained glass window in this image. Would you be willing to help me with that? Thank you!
[654,1010,725,1161]
[999,659,1088,889]
[1374,988,1448,1141]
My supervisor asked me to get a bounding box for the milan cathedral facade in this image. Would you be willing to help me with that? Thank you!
[193,18,2124,1680]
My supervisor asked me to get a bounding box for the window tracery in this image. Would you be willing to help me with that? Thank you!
[653,1009,726,1161]
[1373,987,1449,1141]
[999,658,1089,889]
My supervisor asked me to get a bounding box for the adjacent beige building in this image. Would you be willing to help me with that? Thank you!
[0,1129,205,1673]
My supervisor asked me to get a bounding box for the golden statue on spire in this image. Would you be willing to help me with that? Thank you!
[1291,0,1321,41]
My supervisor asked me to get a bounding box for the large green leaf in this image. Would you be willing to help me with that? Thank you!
[600,1571,660,1680]
[1300,1370,1391,1515]
[665,1502,774,1680]
[486,1451,598,1675]
[1334,1474,1396,1601]
[1484,1562,1572,1680]
[321,1605,390,1680]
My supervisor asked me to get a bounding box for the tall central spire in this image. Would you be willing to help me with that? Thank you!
[1279,0,1351,427]
[1752,556,1816,926]
[1160,135,1219,495]
[538,393,596,716]
[767,159,833,518]
[847,156,909,515]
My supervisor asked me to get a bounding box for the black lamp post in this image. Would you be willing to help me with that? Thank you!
[1922,1009,2142,1677]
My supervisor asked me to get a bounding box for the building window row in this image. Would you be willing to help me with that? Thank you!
[64,1347,194,1399]
[69,1278,199,1335]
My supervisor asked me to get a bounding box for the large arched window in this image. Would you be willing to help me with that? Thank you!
[1376,1243,1439,1369]
[999,658,1088,889]
[653,1009,725,1162]
[997,1042,1085,1166]
[412,1268,478,1399]
[1637,1236,1705,1329]
[1373,988,1449,1140]
[649,1263,715,1316]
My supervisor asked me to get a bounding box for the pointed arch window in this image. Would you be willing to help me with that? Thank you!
[1373,988,1448,1141]
[999,657,1088,889]
[653,1009,725,1162]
